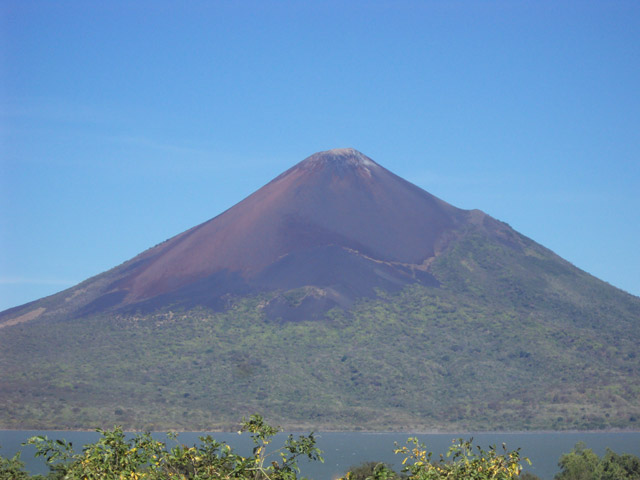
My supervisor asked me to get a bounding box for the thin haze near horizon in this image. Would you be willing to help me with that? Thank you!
[1,1,639,312]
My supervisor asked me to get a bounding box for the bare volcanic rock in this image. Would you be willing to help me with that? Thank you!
[2,148,489,320]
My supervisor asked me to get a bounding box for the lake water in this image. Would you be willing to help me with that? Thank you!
[1,430,639,479]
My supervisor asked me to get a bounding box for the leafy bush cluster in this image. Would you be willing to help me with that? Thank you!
[1,432,530,480]
[3,418,640,480]
[338,438,529,480]
[1,415,322,480]
[1,420,532,480]
[555,442,640,480]
[341,440,640,480]
[394,437,528,480]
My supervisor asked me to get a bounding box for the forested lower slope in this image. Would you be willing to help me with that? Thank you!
[2,223,638,431]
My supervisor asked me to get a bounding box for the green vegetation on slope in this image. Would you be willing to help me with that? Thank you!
[1,286,638,430]
[0,225,638,431]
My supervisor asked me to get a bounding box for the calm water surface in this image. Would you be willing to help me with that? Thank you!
[2,430,639,480]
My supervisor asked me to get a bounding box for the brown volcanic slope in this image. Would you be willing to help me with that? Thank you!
[3,148,494,322]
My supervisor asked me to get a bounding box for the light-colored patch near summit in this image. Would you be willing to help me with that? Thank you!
[327,148,355,155]
[0,306,46,329]
[327,147,375,164]
[303,148,379,174]
[328,148,376,168]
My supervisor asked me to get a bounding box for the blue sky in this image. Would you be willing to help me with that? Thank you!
[1,0,639,311]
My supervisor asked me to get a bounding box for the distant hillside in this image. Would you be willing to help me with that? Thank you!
[1,149,638,431]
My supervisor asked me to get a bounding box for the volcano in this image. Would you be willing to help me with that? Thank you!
[2,148,639,432]
[111,147,463,310]
[2,148,495,322]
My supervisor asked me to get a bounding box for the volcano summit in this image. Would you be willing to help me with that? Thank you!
[1,148,639,431]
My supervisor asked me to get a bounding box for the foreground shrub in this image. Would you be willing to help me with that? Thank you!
[340,438,529,480]
[555,442,640,480]
[342,461,405,479]
[5,424,640,480]
[23,414,323,479]
[0,450,30,480]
